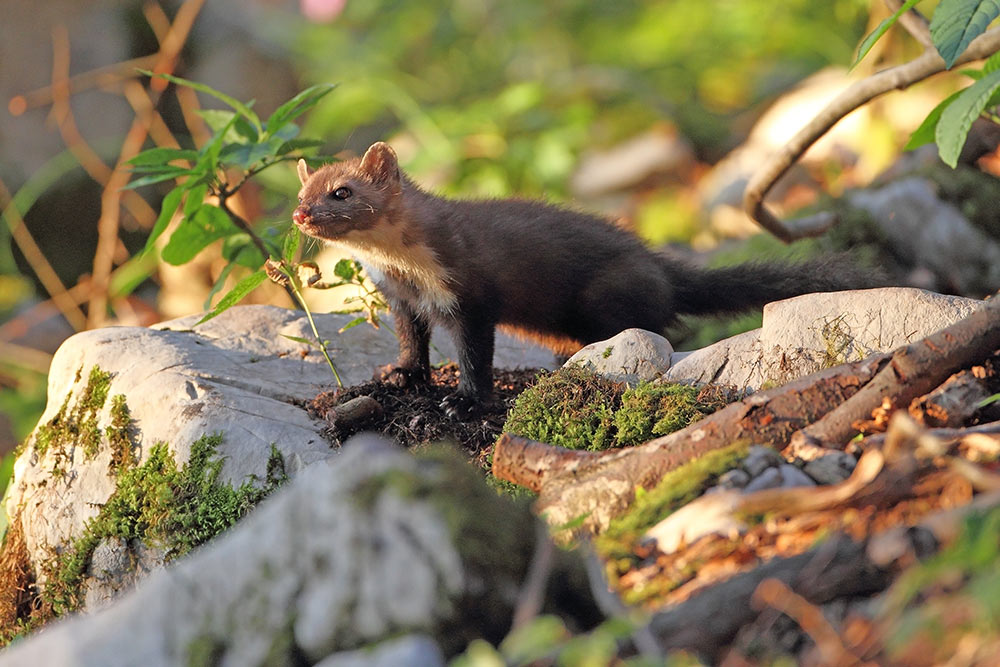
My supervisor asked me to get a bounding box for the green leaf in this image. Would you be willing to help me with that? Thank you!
[219,142,276,169]
[196,109,238,134]
[905,89,965,149]
[930,0,1000,69]
[334,258,357,281]
[122,167,193,190]
[127,147,198,167]
[264,83,337,137]
[936,68,1000,166]
[194,113,241,175]
[109,252,158,298]
[852,0,922,69]
[203,262,235,310]
[338,316,367,332]
[280,334,316,347]
[985,49,1000,72]
[222,234,265,268]
[276,138,325,156]
[282,227,301,262]
[161,205,238,265]
[143,186,184,254]
[197,270,267,324]
[184,184,207,217]
[141,70,262,134]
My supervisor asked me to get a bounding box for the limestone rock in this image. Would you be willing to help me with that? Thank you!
[6,305,556,588]
[565,328,673,386]
[0,437,547,666]
[849,179,1000,295]
[313,635,445,667]
[664,288,983,391]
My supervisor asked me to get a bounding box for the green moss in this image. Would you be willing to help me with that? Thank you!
[32,365,119,466]
[186,634,227,667]
[595,441,750,606]
[106,395,136,473]
[503,367,733,452]
[503,367,622,451]
[601,346,613,359]
[40,435,287,617]
[614,383,729,447]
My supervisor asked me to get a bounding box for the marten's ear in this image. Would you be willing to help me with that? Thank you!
[296,158,314,186]
[359,142,400,185]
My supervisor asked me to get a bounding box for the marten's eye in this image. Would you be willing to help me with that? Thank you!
[331,187,352,200]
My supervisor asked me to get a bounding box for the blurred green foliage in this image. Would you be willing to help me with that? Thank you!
[290,0,869,198]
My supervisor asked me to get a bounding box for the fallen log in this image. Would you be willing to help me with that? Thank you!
[790,295,1000,449]
[908,367,993,428]
[493,353,889,534]
[646,485,1000,661]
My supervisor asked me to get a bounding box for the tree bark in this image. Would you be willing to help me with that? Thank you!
[908,368,993,428]
[791,296,1000,450]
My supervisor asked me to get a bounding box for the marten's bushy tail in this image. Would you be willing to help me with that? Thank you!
[661,252,884,317]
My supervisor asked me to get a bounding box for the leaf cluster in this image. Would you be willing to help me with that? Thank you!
[855,0,1000,167]
[125,74,336,283]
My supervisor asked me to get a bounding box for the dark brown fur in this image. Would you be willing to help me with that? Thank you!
[294,143,877,415]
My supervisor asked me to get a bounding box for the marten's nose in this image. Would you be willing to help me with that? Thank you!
[292,206,310,225]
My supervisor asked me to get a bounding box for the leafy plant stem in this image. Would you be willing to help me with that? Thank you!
[288,275,342,387]
[215,191,273,260]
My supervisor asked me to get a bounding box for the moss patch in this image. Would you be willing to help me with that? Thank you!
[37,435,287,619]
[503,367,735,452]
[595,441,749,606]
[30,365,129,474]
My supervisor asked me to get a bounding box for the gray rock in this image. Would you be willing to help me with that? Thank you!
[803,453,857,485]
[565,328,673,386]
[777,464,816,488]
[743,467,783,493]
[7,305,556,587]
[717,468,750,490]
[742,445,784,478]
[663,329,762,389]
[849,179,1000,294]
[0,437,527,666]
[314,635,444,667]
[665,288,984,391]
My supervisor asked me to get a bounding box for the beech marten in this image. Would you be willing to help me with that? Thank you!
[293,142,876,417]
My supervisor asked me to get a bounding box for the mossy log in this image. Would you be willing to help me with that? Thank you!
[493,353,889,534]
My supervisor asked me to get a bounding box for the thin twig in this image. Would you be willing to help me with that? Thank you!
[744,25,1000,242]
[217,195,273,260]
[0,177,87,331]
[7,54,160,116]
[884,0,932,48]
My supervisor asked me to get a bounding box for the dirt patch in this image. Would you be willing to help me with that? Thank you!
[308,364,544,454]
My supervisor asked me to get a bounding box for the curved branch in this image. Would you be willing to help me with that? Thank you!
[744,25,1000,242]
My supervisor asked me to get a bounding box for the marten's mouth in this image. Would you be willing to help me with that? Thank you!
[293,217,349,241]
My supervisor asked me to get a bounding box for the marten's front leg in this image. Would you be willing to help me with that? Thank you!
[440,307,496,419]
[379,303,431,387]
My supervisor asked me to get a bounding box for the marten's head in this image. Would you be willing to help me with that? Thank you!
[292,142,402,241]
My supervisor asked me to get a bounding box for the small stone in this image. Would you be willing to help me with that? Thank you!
[803,453,857,485]
[744,467,782,493]
[564,329,673,386]
[742,446,784,478]
[777,464,816,488]
[328,395,382,430]
[717,469,750,490]
[313,635,445,667]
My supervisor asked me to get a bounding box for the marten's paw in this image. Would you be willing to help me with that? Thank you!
[440,393,480,420]
[376,364,429,388]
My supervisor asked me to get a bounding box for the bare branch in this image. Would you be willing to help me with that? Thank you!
[744,26,1000,242]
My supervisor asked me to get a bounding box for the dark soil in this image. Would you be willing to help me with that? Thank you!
[308,364,544,454]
